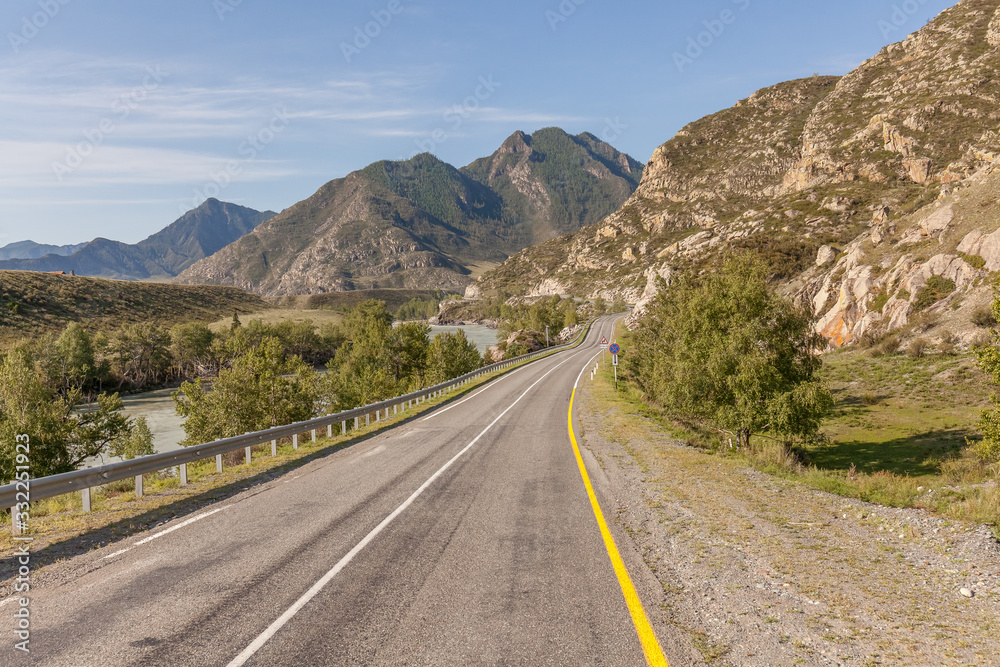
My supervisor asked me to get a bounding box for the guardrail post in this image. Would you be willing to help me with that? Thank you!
[327,424,333,438]
[293,434,298,450]
[216,454,223,473]
[11,507,21,536]
[180,464,188,485]
[271,439,277,456]
[342,420,346,435]
[82,488,91,513]
[365,414,370,427]
[393,404,397,416]
[135,475,143,499]
[311,429,317,443]
[245,446,252,465]
[354,416,359,430]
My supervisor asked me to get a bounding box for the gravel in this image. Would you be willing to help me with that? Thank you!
[578,391,1000,666]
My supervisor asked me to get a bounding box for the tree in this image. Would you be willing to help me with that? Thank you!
[427,331,481,384]
[109,323,173,389]
[322,300,400,410]
[171,322,216,377]
[173,334,317,446]
[55,323,98,394]
[393,322,430,390]
[974,290,1000,463]
[625,255,833,450]
[563,300,579,329]
[0,346,152,482]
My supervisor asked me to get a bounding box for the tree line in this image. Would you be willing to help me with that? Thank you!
[174,299,482,448]
[0,299,482,483]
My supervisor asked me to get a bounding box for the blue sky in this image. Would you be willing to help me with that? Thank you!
[0,0,955,245]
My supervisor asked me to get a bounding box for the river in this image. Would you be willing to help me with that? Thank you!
[110,324,501,460]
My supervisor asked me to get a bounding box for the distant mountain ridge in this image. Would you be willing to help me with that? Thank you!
[176,127,642,295]
[0,240,88,261]
[0,199,275,280]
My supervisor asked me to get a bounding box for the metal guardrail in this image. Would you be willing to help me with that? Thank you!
[3,319,596,531]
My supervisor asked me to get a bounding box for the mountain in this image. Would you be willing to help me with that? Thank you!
[462,128,643,244]
[175,128,642,296]
[0,240,87,261]
[471,0,1000,348]
[0,199,275,280]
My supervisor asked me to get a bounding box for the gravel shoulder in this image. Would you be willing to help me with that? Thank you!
[576,380,1000,666]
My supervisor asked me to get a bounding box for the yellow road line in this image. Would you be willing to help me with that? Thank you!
[568,388,669,667]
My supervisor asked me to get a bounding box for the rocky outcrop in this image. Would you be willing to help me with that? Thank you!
[471,0,1000,348]
[958,228,1000,270]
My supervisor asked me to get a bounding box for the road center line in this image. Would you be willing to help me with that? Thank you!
[102,505,232,560]
[227,348,586,667]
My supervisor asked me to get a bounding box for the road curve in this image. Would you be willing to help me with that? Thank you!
[17,317,671,666]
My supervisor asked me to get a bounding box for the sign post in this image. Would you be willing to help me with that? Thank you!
[609,344,621,390]
[600,336,609,370]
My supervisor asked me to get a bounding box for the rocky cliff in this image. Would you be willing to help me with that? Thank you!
[470,0,1000,348]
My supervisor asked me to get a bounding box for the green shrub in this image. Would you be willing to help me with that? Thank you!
[958,252,987,270]
[870,291,890,314]
[907,338,930,359]
[913,276,956,312]
[972,306,997,328]
[870,333,901,357]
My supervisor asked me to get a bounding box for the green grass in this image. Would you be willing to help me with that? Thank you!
[814,349,987,480]
[603,319,999,533]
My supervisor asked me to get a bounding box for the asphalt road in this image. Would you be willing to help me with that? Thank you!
[15,317,670,666]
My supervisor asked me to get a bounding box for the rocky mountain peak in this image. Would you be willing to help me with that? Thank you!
[499,130,533,155]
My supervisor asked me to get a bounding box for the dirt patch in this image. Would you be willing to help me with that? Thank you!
[577,386,1000,666]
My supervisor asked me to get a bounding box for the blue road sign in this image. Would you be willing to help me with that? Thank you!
[609,344,620,355]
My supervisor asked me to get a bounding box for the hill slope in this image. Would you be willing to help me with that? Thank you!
[176,128,642,296]
[0,270,267,340]
[0,199,275,280]
[471,0,1000,348]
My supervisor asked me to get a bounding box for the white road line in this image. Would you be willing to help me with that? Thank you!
[421,365,529,421]
[102,505,232,560]
[227,349,587,667]
[0,596,18,607]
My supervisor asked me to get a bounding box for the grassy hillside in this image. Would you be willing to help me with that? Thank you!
[0,271,267,341]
